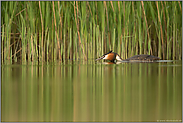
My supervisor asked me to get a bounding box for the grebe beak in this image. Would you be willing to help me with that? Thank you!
[95,57,104,61]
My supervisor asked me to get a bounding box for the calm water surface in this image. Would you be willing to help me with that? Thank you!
[1,60,182,122]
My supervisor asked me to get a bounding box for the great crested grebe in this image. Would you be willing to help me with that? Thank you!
[95,50,160,62]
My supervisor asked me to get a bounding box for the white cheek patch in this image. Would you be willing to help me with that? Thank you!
[116,55,122,61]
[103,55,108,60]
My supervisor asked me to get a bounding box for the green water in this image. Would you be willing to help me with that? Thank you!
[1,60,182,122]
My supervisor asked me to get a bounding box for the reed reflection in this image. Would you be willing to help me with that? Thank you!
[1,61,182,122]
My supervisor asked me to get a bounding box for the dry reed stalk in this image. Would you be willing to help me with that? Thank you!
[156,1,165,59]
[52,1,61,60]
[141,1,152,55]
[74,1,87,60]
[39,1,44,61]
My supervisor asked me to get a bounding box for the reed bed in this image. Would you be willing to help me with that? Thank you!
[1,1,182,63]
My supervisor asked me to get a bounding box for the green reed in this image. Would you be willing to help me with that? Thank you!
[1,1,182,63]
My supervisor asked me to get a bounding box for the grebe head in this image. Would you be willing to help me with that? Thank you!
[95,50,123,62]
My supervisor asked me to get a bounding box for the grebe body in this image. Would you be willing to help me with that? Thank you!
[95,50,160,62]
[124,54,160,62]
